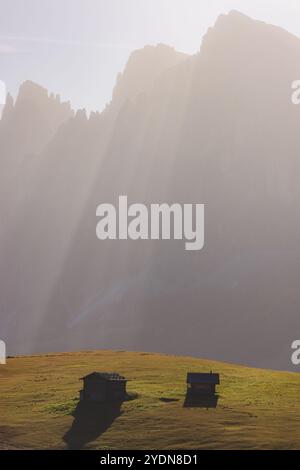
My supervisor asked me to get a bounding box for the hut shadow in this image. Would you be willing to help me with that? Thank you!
[183,393,219,409]
[63,401,123,449]
[159,397,180,403]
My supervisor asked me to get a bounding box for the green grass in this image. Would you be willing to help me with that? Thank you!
[0,350,300,449]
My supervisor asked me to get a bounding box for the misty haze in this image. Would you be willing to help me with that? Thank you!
[1,10,300,371]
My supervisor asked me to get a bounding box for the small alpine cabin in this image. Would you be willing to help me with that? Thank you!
[80,372,127,403]
[186,372,220,397]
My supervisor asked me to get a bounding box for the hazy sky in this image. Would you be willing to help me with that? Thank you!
[1,0,300,112]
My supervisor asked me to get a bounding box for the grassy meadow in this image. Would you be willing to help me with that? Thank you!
[0,350,300,449]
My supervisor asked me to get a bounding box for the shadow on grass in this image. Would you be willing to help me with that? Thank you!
[63,401,123,449]
[183,393,219,409]
[159,397,180,403]
[63,394,137,449]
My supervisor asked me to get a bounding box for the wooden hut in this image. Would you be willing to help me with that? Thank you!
[186,372,220,397]
[79,372,127,403]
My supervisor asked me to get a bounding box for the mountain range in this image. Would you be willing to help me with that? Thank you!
[1,11,300,371]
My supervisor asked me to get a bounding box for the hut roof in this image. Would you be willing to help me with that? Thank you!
[187,372,220,385]
[80,372,127,382]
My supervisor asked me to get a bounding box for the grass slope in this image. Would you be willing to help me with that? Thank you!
[0,350,300,450]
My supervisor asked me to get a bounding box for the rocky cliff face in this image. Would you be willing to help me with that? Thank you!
[1,11,300,370]
[0,80,74,220]
[0,80,73,159]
